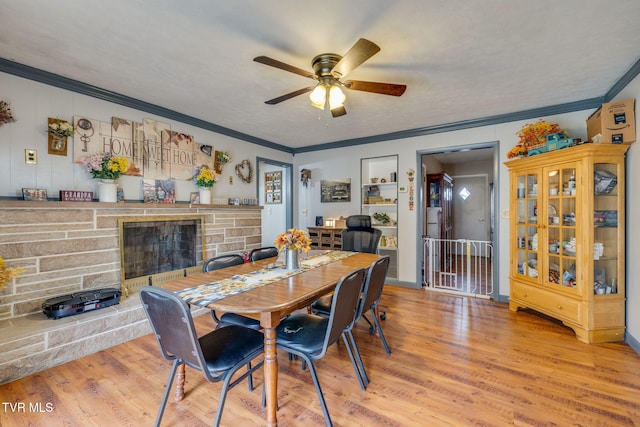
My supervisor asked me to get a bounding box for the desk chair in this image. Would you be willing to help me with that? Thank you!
[341,215,382,254]
[139,286,264,427]
[249,246,279,262]
[276,268,367,427]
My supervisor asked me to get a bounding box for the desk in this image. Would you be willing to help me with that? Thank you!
[162,250,379,426]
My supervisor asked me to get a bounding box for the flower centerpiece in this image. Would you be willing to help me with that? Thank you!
[82,152,130,180]
[275,228,312,270]
[217,150,232,165]
[507,120,565,159]
[47,121,75,138]
[0,256,25,292]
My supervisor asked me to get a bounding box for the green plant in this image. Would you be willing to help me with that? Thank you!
[373,212,391,225]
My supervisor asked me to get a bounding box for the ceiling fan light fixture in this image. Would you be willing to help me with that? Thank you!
[309,84,326,109]
[328,84,345,109]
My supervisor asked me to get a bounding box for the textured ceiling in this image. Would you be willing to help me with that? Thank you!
[1,0,640,152]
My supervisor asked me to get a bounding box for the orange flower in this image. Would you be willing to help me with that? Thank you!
[274,228,312,253]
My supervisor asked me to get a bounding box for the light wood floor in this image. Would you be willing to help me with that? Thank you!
[2,286,640,426]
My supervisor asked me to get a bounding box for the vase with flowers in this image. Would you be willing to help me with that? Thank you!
[0,256,25,293]
[82,152,130,202]
[194,165,219,204]
[507,120,565,159]
[215,150,232,173]
[274,228,312,270]
[47,119,75,153]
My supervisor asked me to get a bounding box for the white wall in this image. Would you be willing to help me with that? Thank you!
[0,73,292,202]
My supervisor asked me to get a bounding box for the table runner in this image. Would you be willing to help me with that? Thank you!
[176,250,356,307]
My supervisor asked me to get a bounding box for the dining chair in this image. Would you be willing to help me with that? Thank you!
[249,246,279,262]
[311,256,391,386]
[202,254,262,330]
[341,215,382,254]
[139,286,264,427]
[276,268,367,427]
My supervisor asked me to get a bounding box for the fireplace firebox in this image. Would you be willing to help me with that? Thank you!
[118,216,205,295]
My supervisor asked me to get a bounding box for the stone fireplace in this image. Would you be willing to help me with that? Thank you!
[0,201,262,384]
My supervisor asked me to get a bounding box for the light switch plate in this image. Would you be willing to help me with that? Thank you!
[25,149,38,164]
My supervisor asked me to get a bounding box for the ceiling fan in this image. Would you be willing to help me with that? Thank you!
[254,38,406,118]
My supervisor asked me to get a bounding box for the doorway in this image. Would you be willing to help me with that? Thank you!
[256,157,293,246]
[418,145,497,298]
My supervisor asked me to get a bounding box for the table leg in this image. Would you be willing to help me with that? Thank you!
[174,363,185,401]
[263,326,278,426]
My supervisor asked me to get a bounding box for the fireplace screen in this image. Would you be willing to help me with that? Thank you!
[118,216,205,285]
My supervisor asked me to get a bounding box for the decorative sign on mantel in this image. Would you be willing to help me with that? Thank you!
[60,190,94,202]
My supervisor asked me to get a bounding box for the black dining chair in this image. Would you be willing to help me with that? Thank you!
[341,215,382,254]
[203,254,244,272]
[311,255,391,387]
[139,286,264,427]
[202,254,262,329]
[276,268,367,427]
[249,246,279,262]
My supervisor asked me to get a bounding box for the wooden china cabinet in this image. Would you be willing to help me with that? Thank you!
[505,144,628,343]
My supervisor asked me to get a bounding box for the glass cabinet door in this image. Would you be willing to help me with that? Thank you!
[593,162,620,296]
[515,171,539,280]
[544,165,578,293]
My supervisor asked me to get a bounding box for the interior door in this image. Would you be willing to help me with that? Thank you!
[452,175,490,250]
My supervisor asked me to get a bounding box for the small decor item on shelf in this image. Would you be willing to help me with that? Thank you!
[193,165,219,204]
[0,100,16,126]
[0,256,25,292]
[507,120,565,159]
[82,152,130,202]
[274,228,312,270]
[372,212,392,225]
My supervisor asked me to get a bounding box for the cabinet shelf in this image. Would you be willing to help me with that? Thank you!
[506,144,628,344]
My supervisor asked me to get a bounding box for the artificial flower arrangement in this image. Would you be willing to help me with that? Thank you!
[48,120,75,138]
[0,256,25,292]
[507,120,565,159]
[274,228,312,253]
[194,166,219,188]
[0,100,16,126]
[82,152,130,180]
[217,150,232,165]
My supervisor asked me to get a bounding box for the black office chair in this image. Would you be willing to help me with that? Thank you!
[341,215,382,254]
[249,246,279,262]
[203,254,262,331]
[276,268,367,426]
[139,286,264,427]
[311,255,391,387]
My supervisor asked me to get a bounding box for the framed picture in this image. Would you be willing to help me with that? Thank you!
[264,171,282,204]
[320,178,351,203]
[190,192,200,204]
[22,188,48,201]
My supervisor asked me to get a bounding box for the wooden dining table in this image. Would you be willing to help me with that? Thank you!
[161,250,380,426]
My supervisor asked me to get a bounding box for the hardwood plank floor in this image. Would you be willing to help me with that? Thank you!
[2,286,640,426]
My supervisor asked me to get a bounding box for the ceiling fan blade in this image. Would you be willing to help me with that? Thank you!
[331,105,347,118]
[331,38,381,78]
[254,56,316,79]
[345,80,407,96]
[264,87,314,105]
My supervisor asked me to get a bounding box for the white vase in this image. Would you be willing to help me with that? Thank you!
[199,187,212,204]
[285,248,300,270]
[98,179,118,203]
